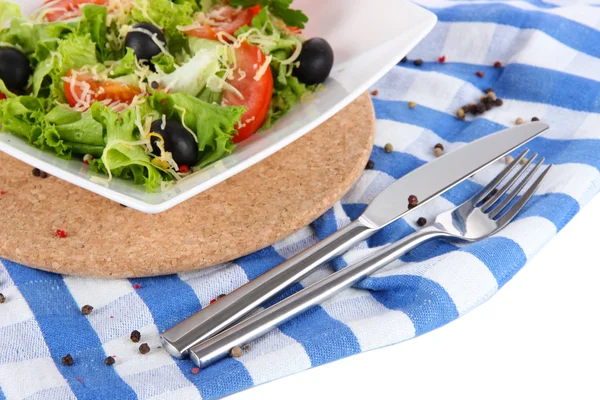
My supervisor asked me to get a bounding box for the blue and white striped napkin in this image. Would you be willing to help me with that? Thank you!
[2,0,599,398]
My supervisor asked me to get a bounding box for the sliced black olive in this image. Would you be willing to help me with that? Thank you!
[0,47,31,91]
[150,120,197,167]
[293,38,334,86]
[125,23,166,62]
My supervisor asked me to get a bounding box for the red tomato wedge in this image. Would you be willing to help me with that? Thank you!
[223,43,273,143]
[63,70,142,110]
[185,5,254,41]
[42,0,108,22]
[0,93,6,100]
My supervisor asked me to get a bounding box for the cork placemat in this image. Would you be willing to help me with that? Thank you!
[0,93,375,278]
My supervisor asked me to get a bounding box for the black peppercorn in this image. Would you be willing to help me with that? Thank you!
[32,168,41,177]
[417,217,427,227]
[495,98,504,106]
[413,59,423,66]
[365,160,375,170]
[531,117,540,121]
[476,103,486,114]
[0,293,5,303]
[105,356,115,366]
[130,330,141,343]
[139,343,150,355]
[62,354,74,366]
[40,171,48,179]
[434,143,444,151]
[81,305,93,315]
[150,81,159,89]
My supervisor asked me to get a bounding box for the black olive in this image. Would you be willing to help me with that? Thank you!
[125,23,166,62]
[150,120,197,167]
[0,47,31,91]
[293,38,334,85]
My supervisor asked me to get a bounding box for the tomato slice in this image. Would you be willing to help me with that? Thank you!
[185,5,254,41]
[42,0,108,22]
[0,93,6,100]
[63,70,142,110]
[223,43,273,143]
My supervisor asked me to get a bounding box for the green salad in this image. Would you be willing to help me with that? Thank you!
[0,0,334,191]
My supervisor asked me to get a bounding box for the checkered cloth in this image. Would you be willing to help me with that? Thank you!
[2,0,600,398]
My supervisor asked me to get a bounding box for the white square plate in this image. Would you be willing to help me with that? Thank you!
[0,0,436,213]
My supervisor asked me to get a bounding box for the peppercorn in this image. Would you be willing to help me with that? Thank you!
[81,305,93,315]
[217,294,226,299]
[32,168,40,177]
[401,56,407,63]
[417,217,427,227]
[488,92,497,101]
[408,195,418,205]
[231,346,243,358]
[434,147,444,157]
[481,95,490,103]
[476,103,486,114]
[365,160,375,170]
[484,102,492,111]
[515,117,524,125]
[370,89,378,96]
[476,71,485,78]
[494,98,503,106]
[139,343,150,355]
[438,55,446,63]
[40,171,48,179]
[493,61,502,68]
[0,293,5,303]
[56,229,68,238]
[243,344,251,351]
[456,108,465,120]
[384,143,394,153]
[413,59,423,66]
[485,88,494,94]
[191,367,200,374]
[434,143,444,151]
[62,354,74,366]
[505,155,514,165]
[130,330,141,343]
[105,356,115,366]
[461,105,469,112]
[408,101,416,109]
[531,117,540,121]
[520,157,528,165]
[151,81,159,89]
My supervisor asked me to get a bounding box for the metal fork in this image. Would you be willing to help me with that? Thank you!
[189,150,552,368]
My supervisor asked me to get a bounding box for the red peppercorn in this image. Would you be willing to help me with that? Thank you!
[476,71,485,78]
[210,299,217,304]
[133,283,142,289]
[0,189,6,195]
[408,195,418,205]
[438,55,446,63]
[494,61,502,68]
[179,165,190,173]
[56,229,68,238]
[192,367,200,374]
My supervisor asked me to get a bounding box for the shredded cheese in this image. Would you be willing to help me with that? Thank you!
[173,105,199,143]
[254,55,272,81]
[161,114,167,130]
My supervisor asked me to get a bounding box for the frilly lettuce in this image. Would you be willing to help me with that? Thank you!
[149,91,245,167]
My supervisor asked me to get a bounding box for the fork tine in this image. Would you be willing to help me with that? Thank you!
[474,149,529,204]
[481,153,538,213]
[489,157,545,219]
[496,165,552,227]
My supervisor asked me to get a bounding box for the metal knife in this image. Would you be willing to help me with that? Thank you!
[161,121,549,359]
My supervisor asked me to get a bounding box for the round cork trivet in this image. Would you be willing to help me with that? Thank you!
[0,93,375,278]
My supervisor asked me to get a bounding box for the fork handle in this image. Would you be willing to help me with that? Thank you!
[161,218,377,358]
[189,226,447,368]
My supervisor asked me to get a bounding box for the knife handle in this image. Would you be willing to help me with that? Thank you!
[189,227,444,368]
[161,217,377,358]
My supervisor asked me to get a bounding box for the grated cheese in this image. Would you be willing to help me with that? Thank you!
[161,114,167,130]
[254,55,272,81]
[173,105,199,143]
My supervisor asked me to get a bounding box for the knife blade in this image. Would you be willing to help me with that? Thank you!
[161,121,549,359]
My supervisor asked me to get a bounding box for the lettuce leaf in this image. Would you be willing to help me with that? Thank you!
[88,103,164,191]
[0,0,21,28]
[228,0,308,28]
[77,4,109,61]
[0,18,77,54]
[149,91,244,167]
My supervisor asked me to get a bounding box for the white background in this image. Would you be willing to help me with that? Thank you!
[230,194,600,399]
